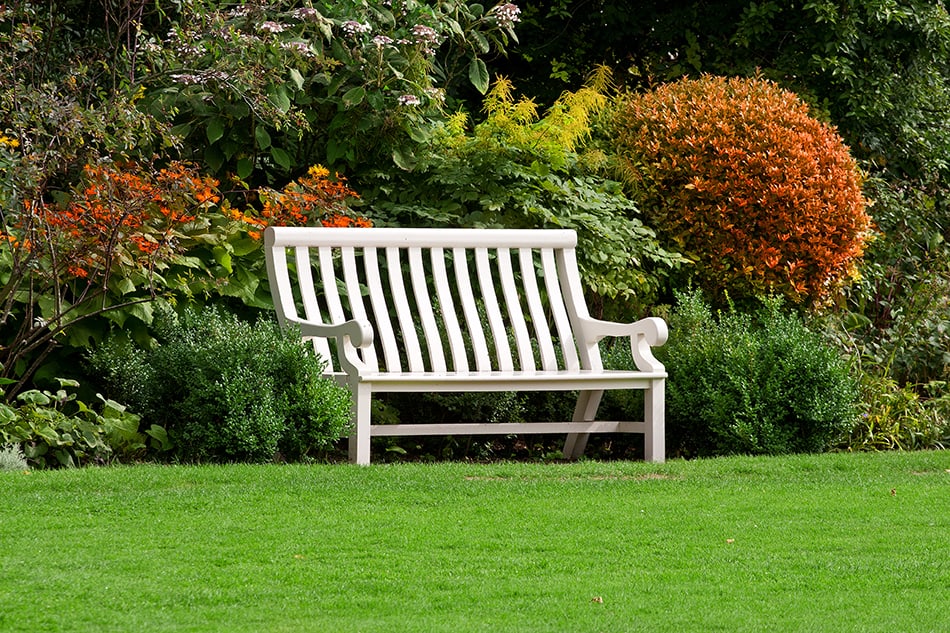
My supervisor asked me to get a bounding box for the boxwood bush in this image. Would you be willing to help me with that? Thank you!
[88,305,351,463]
[649,291,860,457]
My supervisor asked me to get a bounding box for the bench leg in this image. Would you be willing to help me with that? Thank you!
[347,384,372,465]
[563,389,603,460]
[644,379,665,463]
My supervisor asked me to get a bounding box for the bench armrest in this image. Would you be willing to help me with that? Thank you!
[577,315,668,373]
[286,316,374,375]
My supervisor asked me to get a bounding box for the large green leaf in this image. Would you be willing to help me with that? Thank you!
[342,86,366,107]
[270,147,292,170]
[289,68,305,90]
[206,118,226,144]
[255,126,272,150]
[469,57,489,94]
[268,86,292,113]
[236,157,254,179]
[392,148,417,171]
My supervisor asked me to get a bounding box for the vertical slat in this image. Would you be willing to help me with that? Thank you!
[431,248,469,373]
[454,248,492,372]
[542,248,580,372]
[409,247,446,372]
[518,248,558,371]
[557,247,602,371]
[318,247,347,322]
[341,246,378,373]
[295,246,334,370]
[387,246,426,372]
[475,248,513,372]
[265,243,297,325]
[364,247,401,373]
[496,247,535,372]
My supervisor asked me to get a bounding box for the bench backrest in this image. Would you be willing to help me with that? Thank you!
[265,227,604,375]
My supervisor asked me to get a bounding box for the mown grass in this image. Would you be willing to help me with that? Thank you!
[2,451,949,632]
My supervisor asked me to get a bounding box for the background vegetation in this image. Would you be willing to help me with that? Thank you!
[2,0,950,465]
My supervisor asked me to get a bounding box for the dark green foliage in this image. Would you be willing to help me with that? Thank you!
[656,291,859,457]
[501,0,950,181]
[88,306,351,463]
[830,177,950,386]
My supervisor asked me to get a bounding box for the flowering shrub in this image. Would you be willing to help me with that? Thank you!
[0,156,365,397]
[613,75,871,306]
[0,160,221,393]
[228,165,368,240]
[140,0,521,179]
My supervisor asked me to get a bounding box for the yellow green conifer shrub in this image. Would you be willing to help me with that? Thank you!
[613,75,871,305]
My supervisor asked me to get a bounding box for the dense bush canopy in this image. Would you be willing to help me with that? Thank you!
[614,75,871,306]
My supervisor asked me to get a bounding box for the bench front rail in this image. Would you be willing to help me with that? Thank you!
[265,226,667,464]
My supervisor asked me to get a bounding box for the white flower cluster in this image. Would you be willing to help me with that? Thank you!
[372,35,394,47]
[411,24,441,55]
[398,94,421,106]
[259,21,286,34]
[342,20,372,37]
[425,87,445,102]
[139,39,163,54]
[281,41,313,57]
[171,70,230,86]
[411,24,439,45]
[166,28,203,57]
[292,7,320,21]
[490,3,521,28]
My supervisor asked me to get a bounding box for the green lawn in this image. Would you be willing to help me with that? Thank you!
[2,451,948,632]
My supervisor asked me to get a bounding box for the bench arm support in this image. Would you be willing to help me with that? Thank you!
[577,316,668,373]
[288,317,375,375]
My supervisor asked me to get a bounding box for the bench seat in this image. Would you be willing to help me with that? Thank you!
[330,369,664,389]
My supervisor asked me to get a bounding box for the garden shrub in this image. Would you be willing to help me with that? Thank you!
[825,176,950,387]
[843,375,950,451]
[613,75,871,307]
[88,305,352,463]
[0,149,364,399]
[654,291,859,457]
[361,73,683,316]
[0,378,159,468]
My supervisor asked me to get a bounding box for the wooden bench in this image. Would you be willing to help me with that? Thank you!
[264,226,668,465]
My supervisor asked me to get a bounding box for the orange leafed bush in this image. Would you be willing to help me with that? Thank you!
[230,165,369,239]
[1,161,218,281]
[614,75,871,305]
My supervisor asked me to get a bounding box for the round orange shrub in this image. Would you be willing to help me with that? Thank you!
[614,75,871,305]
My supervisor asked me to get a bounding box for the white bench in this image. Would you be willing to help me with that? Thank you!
[264,226,667,465]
